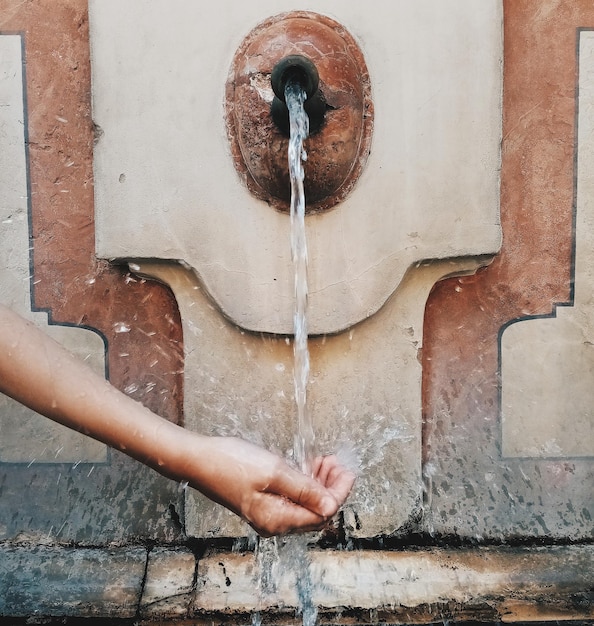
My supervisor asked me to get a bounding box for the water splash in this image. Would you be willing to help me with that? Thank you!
[251,536,278,626]
[285,79,314,476]
[289,536,318,626]
[251,535,318,626]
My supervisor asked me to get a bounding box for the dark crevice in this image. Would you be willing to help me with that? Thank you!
[135,544,152,619]
[167,502,183,532]
[345,531,594,552]
[2,530,593,553]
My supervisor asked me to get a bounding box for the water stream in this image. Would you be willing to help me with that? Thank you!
[286,79,315,476]
[251,79,318,626]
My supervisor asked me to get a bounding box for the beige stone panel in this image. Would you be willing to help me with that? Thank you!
[501,31,594,459]
[89,0,502,335]
[139,258,487,537]
[0,34,107,464]
[502,312,594,458]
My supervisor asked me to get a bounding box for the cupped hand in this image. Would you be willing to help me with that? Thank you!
[244,451,357,537]
[181,436,356,537]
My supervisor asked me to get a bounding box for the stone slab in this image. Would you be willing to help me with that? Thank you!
[193,546,594,621]
[500,30,594,459]
[87,0,503,539]
[140,546,196,618]
[140,258,487,538]
[422,0,594,543]
[0,545,146,618]
[0,544,592,621]
[0,8,185,545]
[0,33,107,464]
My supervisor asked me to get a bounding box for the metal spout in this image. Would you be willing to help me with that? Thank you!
[270,55,327,136]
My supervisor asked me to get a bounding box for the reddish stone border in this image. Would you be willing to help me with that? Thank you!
[1,0,184,425]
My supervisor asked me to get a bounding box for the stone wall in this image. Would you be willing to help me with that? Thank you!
[0,0,592,622]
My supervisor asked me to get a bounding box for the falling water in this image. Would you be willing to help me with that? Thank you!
[285,79,315,476]
[250,79,320,626]
[250,534,318,626]
[252,78,318,626]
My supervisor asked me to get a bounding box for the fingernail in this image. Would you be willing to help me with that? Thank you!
[320,496,337,517]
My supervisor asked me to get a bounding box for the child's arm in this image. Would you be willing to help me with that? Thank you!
[0,304,354,536]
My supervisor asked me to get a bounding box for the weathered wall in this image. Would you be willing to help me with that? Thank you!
[88,0,502,539]
[0,0,593,622]
[423,1,594,542]
[0,0,185,544]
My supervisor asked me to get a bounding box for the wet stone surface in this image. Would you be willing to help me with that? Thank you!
[0,545,146,618]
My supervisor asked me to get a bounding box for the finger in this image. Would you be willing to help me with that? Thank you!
[311,455,324,479]
[325,465,356,505]
[315,456,356,503]
[313,456,356,505]
[248,493,331,537]
[313,454,340,485]
[268,463,339,518]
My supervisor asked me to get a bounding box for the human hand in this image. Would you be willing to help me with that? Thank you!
[178,436,356,537]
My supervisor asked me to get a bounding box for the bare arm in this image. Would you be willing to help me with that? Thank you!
[0,304,354,536]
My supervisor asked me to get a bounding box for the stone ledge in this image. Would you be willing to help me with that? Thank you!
[194,545,594,622]
[0,545,147,618]
[140,546,196,618]
[0,544,593,622]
